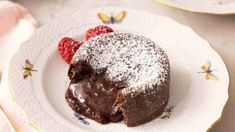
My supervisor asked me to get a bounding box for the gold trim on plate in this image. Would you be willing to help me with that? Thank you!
[0,105,19,132]
[205,44,231,131]
[7,53,41,132]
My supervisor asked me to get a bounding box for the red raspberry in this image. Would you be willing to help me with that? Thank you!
[58,37,82,64]
[85,25,113,40]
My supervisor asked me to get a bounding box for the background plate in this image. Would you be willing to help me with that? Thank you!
[9,7,229,132]
[156,0,235,14]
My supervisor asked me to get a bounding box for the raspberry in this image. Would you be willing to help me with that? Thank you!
[58,37,82,64]
[85,25,113,40]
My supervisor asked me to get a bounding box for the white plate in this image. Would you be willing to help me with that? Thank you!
[9,7,229,132]
[156,0,235,14]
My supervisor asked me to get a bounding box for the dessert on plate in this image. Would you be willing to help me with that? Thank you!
[60,26,170,127]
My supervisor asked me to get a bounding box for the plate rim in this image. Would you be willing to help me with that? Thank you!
[155,0,235,15]
[7,6,230,131]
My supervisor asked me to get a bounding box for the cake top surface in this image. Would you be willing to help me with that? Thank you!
[72,32,169,94]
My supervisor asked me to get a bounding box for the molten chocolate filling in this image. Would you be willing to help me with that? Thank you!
[67,61,124,123]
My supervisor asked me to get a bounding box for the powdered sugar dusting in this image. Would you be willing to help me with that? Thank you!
[72,32,169,95]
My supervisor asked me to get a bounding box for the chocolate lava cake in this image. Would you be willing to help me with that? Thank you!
[65,32,170,127]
